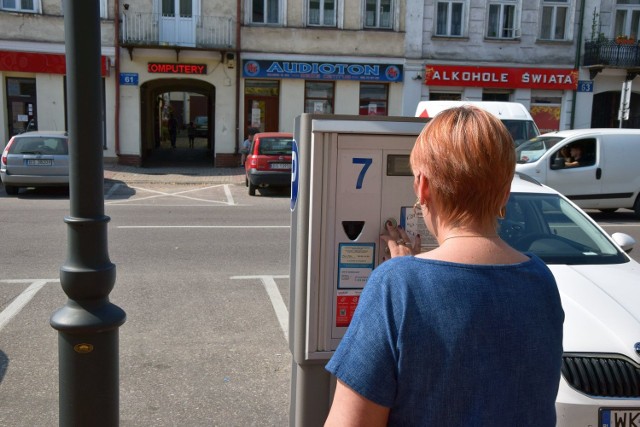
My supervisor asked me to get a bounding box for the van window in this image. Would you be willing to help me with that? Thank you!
[551,138,596,169]
[516,136,563,164]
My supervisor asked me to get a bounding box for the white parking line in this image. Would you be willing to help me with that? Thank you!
[118,225,289,229]
[106,184,235,206]
[231,275,289,342]
[105,182,122,200]
[0,279,59,332]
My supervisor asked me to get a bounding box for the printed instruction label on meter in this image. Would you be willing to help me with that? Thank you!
[336,290,360,327]
[337,243,375,289]
[400,206,439,250]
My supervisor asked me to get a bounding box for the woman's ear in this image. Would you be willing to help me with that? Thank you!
[415,173,430,205]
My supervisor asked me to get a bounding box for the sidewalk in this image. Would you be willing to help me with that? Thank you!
[103,163,246,185]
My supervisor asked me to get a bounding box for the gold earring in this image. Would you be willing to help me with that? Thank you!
[498,206,506,219]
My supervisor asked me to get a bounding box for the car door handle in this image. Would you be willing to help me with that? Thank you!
[596,167,602,179]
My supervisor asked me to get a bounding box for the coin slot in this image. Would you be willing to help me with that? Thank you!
[342,221,365,241]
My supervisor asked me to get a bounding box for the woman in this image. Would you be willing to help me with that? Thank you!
[325,106,564,426]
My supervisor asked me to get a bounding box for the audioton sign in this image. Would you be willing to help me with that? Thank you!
[243,59,403,82]
[425,64,578,90]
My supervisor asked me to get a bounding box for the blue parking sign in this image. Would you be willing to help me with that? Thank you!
[290,140,299,212]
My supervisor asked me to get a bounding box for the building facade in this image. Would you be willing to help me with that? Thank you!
[0,1,638,167]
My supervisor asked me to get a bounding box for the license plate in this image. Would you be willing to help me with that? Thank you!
[599,408,640,427]
[26,159,52,166]
[270,163,290,170]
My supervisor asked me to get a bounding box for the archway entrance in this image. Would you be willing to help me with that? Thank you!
[591,90,640,128]
[140,78,215,167]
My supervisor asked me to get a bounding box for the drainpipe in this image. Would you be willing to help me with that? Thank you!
[235,0,241,156]
[571,0,586,129]
[114,0,121,159]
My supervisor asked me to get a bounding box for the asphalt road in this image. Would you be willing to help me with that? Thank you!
[0,182,639,427]
[0,182,293,427]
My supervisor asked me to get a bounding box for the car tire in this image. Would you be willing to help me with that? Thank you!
[4,185,19,196]
[248,181,257,196]
[634,194,640,218]
[599,208,618,213]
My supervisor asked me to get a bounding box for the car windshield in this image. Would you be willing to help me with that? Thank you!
[258,137,293,155]
[502,120,540,147]
[11,137,68,155]
[499,192,628,265]
[515,136,564,163]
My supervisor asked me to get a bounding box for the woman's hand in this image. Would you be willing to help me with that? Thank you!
[380,220,421,259]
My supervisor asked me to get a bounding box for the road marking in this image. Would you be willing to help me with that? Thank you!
[223,184,235,205]
[0,279,59,332]
[105,183,122,200]
[231,275,289,342]
[106,184,234,205]
[118,225,289,229]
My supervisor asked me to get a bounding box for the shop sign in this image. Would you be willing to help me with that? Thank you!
[242,60,403,82]
[147,63,206,74]
[0,50,109,76]
[424,65,578,90]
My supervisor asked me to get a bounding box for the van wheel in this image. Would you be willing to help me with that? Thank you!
[4,185,18,196]
[599,208,618,213]
[248,181,257,196]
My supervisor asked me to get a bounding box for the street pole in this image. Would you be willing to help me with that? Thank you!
[50,1,126,426]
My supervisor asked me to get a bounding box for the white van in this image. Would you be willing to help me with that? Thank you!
[415,100,540,146]
[515,128,640,216]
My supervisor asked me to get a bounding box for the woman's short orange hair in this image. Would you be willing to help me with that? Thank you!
[410,105,515,229]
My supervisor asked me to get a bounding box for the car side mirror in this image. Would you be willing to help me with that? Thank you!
[612,232,635,254]
[550,157,564,170]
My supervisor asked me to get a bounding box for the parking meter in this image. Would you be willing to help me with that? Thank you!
[289,114,428,426]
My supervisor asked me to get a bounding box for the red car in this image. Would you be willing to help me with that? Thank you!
[244,132,294,196]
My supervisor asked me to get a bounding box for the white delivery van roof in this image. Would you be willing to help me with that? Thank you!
[535,128,640,139]
[415,100,533,121]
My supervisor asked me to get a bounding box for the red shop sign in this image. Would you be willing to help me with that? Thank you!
[424,65,578,90]
[0,50,109,76]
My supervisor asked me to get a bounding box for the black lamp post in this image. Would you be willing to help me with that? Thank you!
[50,1,126,425]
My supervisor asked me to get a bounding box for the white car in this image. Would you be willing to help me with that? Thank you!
[501,173,640,426]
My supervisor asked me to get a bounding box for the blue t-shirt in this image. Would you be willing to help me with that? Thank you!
[326,254,564,426]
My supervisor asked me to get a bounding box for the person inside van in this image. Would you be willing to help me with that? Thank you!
[565,144,585,168]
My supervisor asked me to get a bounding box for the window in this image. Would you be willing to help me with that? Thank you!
[359,83,388,116]
[540,0,569,40]
[487,0,519,39]
[364,0,393,29]
[304,81,334,114]
[251,0,281,24]
[614,0,640,40]
[1,0,40,13]
[308,0,336,26]
[435,1,466,36]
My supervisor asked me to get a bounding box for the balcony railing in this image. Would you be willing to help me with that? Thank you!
[584,39,640,68]
[121,12,234,50]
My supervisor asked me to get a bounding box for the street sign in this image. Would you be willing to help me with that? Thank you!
[577,80,593,92]
[119,72,138,86]
[618,80,632,122]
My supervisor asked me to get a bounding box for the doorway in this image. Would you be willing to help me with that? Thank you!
[140,78,215,167]
[592,91,640,128]
[6,78,37,136]
[244,80,280,135]
[160,0,198,47]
